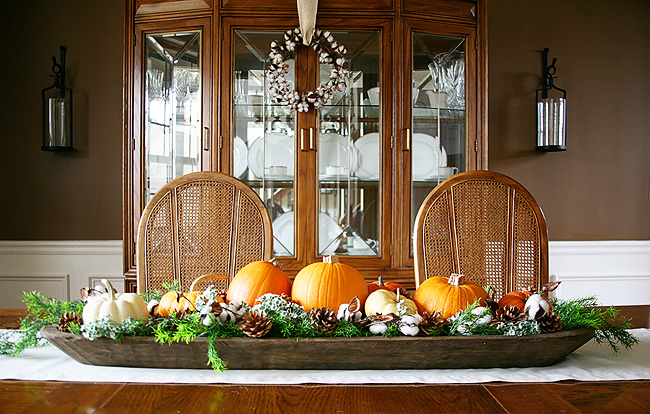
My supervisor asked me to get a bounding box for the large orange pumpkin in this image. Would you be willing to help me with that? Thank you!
[291,255,369,311]
[413,274,488,319]
[226,260,292,306]
[157,290,202,318]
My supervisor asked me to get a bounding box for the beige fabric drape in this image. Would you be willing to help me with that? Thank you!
[297,0,318,45]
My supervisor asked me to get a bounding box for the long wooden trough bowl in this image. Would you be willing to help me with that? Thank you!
[41,325,594,370]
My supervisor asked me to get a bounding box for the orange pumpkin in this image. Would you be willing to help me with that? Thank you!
[291,255,369,311]
[497,291,533,311]
[226,260,292,306]
[366,276,404,294]
[413,274,488,319]
[157,290,202,318]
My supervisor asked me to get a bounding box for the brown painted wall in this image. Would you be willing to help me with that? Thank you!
[488,0,650,240]
[0,1,124,240]
[0,0,647,241]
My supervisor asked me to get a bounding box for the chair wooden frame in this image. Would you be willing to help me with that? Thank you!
[413,171,548,297]
[136,172,273,293]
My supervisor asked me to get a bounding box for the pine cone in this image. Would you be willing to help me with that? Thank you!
[538,311,563,333]
[495,305,527,323]
[419,311,445,334]
[310,307,338,334]
[357,313,399,328]
[57,311,83,332]
[217,290,228,303]
[238,311,273,338]
[279,293,301,306]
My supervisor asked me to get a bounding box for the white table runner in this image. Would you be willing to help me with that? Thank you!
[1,329,649,384]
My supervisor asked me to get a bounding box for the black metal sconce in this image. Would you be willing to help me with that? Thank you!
[536,48,566,151]
[42,46,74,151]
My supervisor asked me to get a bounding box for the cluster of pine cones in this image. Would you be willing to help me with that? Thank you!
[495,304,563,333]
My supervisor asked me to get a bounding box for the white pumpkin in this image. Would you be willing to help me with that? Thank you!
[364,289,417,316]
[82,279,149,324]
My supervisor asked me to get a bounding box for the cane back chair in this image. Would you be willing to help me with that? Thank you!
[413,171,548,298]
[136,172,273,293]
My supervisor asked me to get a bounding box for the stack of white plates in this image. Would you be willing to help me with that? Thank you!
[318,133,358,179]
[233,136,248,179]
[354,132,380,180]
[411,133,447,180]
[272,212,342,256]
[247,132,294,179]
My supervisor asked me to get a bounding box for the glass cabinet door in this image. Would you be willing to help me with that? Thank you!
[144,30,204,202]
[232,29,297,258]
[410,34,467,235]
[227,22,389,266]
[399,20,477,266]
[317,30,381,257]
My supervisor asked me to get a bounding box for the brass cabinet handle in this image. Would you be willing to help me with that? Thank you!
[203,127,209,151]
[404,128,411,151]
[309,127,315,151]
[300,128,307,151]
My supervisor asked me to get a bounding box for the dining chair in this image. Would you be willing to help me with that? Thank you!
[413,170,548,298]
[136,172,273,293]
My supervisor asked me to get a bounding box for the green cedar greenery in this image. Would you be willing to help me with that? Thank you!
[0,291,84,356]
[140,281,182,303]
[551,296,640,353]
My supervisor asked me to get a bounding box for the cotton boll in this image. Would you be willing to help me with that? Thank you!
[471,306,493,325]
[369,323,387,335]
[399,324,420,336]
[524,294,550,320]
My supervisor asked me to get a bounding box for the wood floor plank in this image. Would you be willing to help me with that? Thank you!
[485,383,582,414]
[0,380,124,414]
[97,383,506,414]
[596,388,650,414]
[545,381,632,413]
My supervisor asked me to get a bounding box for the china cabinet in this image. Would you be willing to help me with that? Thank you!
[123,0,487,292]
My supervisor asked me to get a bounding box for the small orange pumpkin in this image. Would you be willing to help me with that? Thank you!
[157,290,202,318]
[226,259,292,306]
[366,276,404,295]
[291,255,369,311]
[413,273,488,319]
[497,291,533,311]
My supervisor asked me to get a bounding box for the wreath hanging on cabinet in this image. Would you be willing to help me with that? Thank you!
[267,28,348,112]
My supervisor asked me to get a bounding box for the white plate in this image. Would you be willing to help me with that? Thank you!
[247,133,294,179]
[412,133,447,180]
[319,174,358,181]
[354,132,380,180]
[272,212,341,256]
[319,133,357,176]
[233,136,248,179]
[347,247,377,255]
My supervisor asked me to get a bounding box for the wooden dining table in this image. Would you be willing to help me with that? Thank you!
[1,308,649,414]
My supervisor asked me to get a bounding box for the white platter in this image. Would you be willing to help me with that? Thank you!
[354,132,380,180]
[233,136,248,179]
[273,211,341,256]
[319,133,357,176]
[412,133,447,180]
[247,133,294,179]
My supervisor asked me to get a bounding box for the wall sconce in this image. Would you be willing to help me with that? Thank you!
[536,48,566,151]
[42,46,74,151]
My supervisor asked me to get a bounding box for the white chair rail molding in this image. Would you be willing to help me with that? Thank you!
[0,240,648,308]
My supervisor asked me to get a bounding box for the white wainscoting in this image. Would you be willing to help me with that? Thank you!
[549,241,650,306]
[0,240,648,308]
[0,241,123,308]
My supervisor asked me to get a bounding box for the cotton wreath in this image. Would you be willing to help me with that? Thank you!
[267,27,348,112]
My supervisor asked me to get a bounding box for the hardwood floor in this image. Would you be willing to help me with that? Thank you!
[1,307,648,414]
[0,380,648,413]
